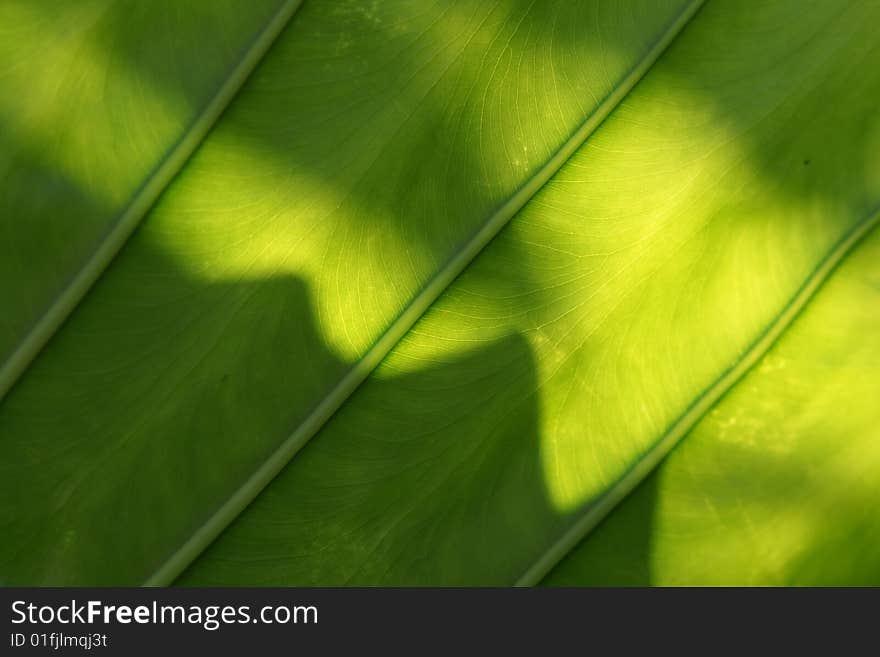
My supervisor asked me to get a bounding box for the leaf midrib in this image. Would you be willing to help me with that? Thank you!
[0,0,306,402]
[520,204,880,586]
[146,0,708,585]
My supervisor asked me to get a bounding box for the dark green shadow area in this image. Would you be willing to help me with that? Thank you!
[1,226,353,583]
[178,326,563,585]
[0,158,567,586]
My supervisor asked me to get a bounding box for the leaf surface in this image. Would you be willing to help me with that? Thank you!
[0,0,298,396]
[544,224,880,586]
[180,0,880,585]
[1,0,879,586]
[0,0,699,584]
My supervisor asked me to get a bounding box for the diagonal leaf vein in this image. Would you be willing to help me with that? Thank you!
[0,0,306,402]
[518,204,880,586]
[144,0,708,586]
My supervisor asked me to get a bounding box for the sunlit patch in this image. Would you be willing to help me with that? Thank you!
[0,1,194,208]
[529,50,875,514]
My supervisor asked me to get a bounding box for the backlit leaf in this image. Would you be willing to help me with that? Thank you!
[1,0,877,586]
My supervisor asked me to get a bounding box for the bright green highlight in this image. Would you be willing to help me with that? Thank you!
[545,222,880,586]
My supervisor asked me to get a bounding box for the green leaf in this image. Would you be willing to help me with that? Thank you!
[180,0,880,585]
[1,0,879,586]
[543,226,880,586]
[0,0,299,396]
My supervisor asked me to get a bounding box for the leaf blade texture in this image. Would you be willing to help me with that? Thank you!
[1,0,878,586]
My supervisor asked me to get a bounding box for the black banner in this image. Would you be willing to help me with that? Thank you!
[0,587,874,654]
